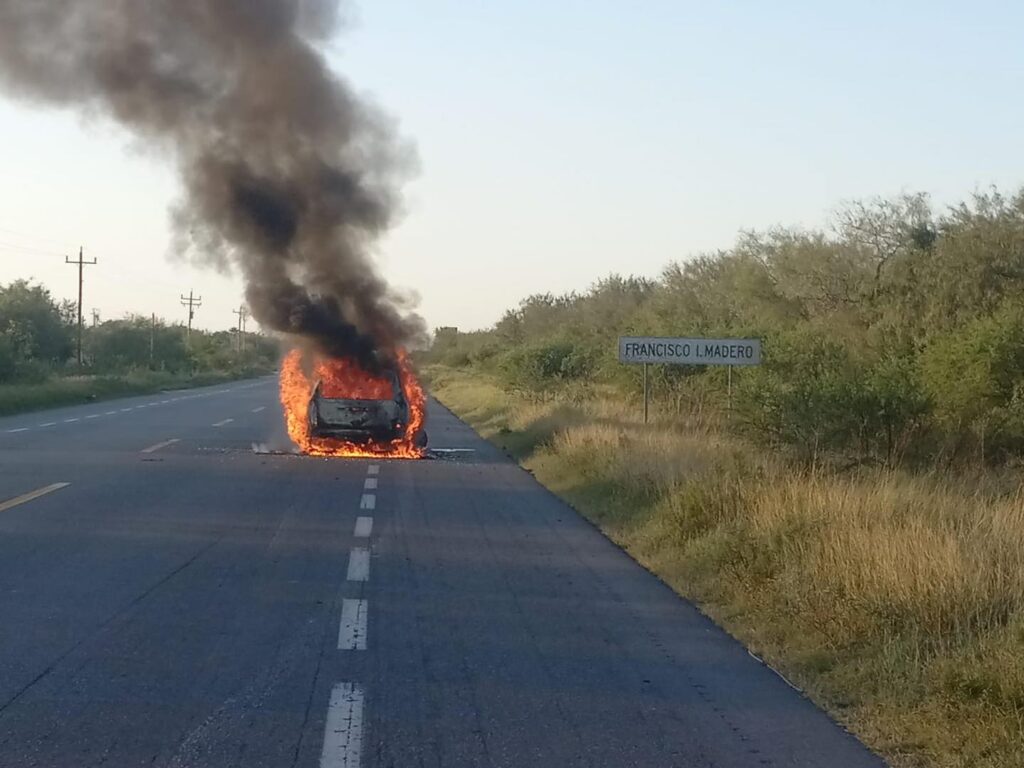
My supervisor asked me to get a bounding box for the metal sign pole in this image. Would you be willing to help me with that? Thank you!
[727,365,733,423]
[643,362,649,425]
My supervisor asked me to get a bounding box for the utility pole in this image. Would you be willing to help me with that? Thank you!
[233,305,248,354]
[180,291,202,345]
[65,247,97,366]
[150,313,156,367]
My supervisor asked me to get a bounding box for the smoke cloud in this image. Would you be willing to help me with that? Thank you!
[0,0,425,369]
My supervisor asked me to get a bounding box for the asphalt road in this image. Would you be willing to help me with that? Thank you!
[0,376,886,767]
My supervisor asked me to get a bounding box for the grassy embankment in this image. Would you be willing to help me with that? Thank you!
[427,364,1024,768]
[0,367,273,417]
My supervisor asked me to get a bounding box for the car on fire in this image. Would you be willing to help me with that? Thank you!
[307,368,426,447]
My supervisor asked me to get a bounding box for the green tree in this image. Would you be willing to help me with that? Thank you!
[0,280,72,370]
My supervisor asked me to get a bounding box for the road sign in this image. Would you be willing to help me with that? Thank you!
[618,337,762,367]
[618,336,763,424]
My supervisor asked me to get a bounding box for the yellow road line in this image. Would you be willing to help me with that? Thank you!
[0,483,70,513]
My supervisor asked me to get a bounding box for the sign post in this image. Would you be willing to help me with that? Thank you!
[643,362,649,425]
[618,336,762,423]
[727,365,733,422]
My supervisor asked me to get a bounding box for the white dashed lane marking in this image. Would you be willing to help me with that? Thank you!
[0,381,273,437]
[346,548,370,582]
[338,599,368,651]
[0,483,70,514]
[142,439,180,455]
[320,683,364,768]
[325,454,380,761]
[0,382,275,438]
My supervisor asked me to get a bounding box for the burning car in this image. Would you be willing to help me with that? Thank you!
[308,368,422,445]
[280,349,427,459]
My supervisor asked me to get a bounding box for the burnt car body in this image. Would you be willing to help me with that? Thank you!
[308,370,423,445]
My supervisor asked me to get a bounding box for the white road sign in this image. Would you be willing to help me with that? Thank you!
[619,336,762,366]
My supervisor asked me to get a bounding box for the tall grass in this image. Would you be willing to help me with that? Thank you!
[427,365,1024,768]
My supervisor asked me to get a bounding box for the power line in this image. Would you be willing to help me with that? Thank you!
[66,247,98,366]
[0,222,76,246]
[0,224,78,253]
[0,240,68,258]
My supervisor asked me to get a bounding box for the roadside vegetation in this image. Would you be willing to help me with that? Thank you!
[423,188,1024,768]
[0,279,277,414]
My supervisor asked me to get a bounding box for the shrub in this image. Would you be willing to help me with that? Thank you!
[498,339,594,393]
[920,305,1024,459]
[0,335,16,383]
[737,330,865,462]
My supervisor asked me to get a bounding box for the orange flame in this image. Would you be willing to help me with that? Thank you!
[279,348,426,459]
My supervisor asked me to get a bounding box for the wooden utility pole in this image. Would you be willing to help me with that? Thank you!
[150,313,156,367]
[232,305,248,354]
[65,247,97,366]
[180,291,202,345]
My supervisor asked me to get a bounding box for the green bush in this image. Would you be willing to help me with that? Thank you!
[499,339,595,393]
[0,335,16,383]
[737,330,865,462]
[733,332,930,465]
[920,305,1024,459]
[860,354,930,464]
[13,359,54,384]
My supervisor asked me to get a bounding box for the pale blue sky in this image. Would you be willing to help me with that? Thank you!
[0,1,1021,332]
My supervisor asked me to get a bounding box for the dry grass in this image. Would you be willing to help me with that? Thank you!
[427,365,1024,768]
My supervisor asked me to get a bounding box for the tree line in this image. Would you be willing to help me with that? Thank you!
[429,187,1024,466]
[0,279,277,382]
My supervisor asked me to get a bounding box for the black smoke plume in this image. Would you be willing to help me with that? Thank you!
[0,0,425,370]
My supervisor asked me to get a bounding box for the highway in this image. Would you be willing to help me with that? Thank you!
[0,376,886,767]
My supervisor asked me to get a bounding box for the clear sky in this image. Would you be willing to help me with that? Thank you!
[0,1,1021,333]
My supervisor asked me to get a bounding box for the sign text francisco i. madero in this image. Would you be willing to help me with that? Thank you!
[618,336,762,367]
